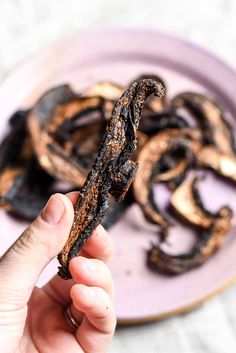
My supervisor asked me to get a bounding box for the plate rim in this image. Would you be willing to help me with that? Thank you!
[1,28,236,88]
[1,28,236,325]
[117,275,236,325]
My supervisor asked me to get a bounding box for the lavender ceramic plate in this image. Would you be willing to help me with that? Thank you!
[1,29,236,324]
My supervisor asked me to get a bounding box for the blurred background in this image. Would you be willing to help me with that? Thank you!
[1,0,236,352]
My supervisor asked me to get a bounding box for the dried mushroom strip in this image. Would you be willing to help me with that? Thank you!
[0,167,25,209]
[0,110,32,170]
[84,81,125,101]
[170,176,220,229]
[0,165,50,219]
[84,81,125,120]
[172,140,236,184]
[59,120,106,170]
[148,206,232,274]
[0,150,59,219]
[1,96,103,218]
[134,74,166,114]
[132,131,149,161]
[196,146,236,182]
[171,92,235,155]
[57,78,165,279]
[154,145,192,189]
[133,128,202,236]
[156,159,187,183]
[28,85,105,186]
[139,112,189,137]
[102,192,134,230]
[0,110,44,217]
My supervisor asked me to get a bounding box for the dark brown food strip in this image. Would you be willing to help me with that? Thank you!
[148,206,232,274]
[84,81,124,101]
[133,74,166,114]
[84,81,125,120]
[196,146,236,182]
[170,176,216,228]
[101,193,134,230]
[27,85,105,186]
[153,144,191,188]
[132,129,202,236]
[57,78,165,279]
[0,165,50,219]
[0,110,31,170]
[139,112,189,137]
[0,110,51,218]
[171,92,235,155]
[0,109,73,219]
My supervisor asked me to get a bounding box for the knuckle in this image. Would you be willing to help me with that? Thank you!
[98,308,117,335]
[84,288,116,334]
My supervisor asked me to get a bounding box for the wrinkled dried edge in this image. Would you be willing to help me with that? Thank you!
[57,79,165,279]
[147,207,232,274]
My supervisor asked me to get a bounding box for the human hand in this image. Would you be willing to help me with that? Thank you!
[0,192,116,353]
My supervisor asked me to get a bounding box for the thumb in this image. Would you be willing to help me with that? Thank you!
[0,193,74,311]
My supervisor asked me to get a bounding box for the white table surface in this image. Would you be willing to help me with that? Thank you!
[1,1,236,352]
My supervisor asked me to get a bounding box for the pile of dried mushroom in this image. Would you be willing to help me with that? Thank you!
[0,75,235,279]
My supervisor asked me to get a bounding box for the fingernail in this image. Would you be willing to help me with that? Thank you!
[66,191,79,204]
[81,258,97,272]
[41,194,65,225]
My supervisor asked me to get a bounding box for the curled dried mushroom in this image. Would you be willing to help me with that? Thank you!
[0,72,235,278]
[170,176,220,229]
[133,129,201,236]
[28,85,105,186]
[171,92,235,155]
[57,78,165,279]
[148,206,232,274]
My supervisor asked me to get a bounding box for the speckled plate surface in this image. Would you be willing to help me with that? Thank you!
[1,29,236,324]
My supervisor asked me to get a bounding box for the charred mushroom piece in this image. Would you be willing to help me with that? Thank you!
[0,110,50,217]
[102,192,134,230]
[0,166,50,219]
[148,206,232,274]
[27,85,105,186]
[0,167,25,209]
[57,78,165,279]
[132,131,149,161]
[170,175,217,228]
[0,107,80,219]
[171,92,234,155]
[0,153,63,220]
[134,74,166,114]
[156,159,188,187]
[139,112,189,137]
[59,120,106,170]
[154,145,191,188]
[0,110,32,170]
[84,81,125,100]
[133,129,201,236]
[196,146,236,182]
[84,81,125,120]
